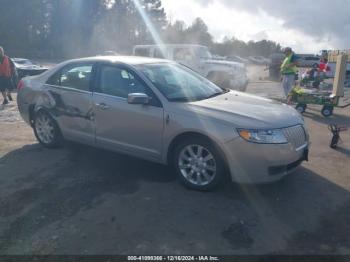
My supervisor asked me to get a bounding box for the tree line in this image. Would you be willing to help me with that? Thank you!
[0,0,281,59]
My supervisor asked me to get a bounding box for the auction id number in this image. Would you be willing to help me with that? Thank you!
[128,256,218,261]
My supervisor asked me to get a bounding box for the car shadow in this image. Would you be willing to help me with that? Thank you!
[303,109,350,126]
[1,143,350,254]
[216,166,350,252]
[0,142,176,252]
[333,146,350,156]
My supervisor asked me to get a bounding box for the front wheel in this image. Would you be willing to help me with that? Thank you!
[321,106,333,117]
[173,138,226,191]
[33,110,62,148]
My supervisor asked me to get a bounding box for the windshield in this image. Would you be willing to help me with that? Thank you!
[138,63,225,102]
[195,47,212,59]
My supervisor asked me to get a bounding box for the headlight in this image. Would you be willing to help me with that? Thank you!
[238,129,288,144]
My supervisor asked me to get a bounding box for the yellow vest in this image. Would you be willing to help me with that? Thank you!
[281,53,297,75]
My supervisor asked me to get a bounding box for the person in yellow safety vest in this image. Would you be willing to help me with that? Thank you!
[280,47,298,103]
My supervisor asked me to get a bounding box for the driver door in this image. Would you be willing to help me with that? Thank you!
[93,64,164,161]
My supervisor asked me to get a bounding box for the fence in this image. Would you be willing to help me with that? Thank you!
[327,50,350,63]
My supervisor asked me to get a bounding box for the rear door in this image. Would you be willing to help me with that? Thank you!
[92,63,164,161]
[45,63,96,144]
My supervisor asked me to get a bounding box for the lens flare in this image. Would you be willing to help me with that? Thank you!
[132,0,166,57]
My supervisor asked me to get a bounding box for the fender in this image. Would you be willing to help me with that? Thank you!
[32,91,58,123]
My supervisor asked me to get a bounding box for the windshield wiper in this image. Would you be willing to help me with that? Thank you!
[169,97,193,102]
[206,91,225,99]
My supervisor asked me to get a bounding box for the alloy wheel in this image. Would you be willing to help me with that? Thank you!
[35,113,55,144]
[178,144,217,186]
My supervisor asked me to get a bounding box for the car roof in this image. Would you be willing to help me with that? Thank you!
[134,44,208,49]
[64,56,173,66]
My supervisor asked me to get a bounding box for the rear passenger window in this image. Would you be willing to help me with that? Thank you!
[60,65,93,91]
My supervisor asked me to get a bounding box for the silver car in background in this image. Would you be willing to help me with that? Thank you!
[17,56,309,190]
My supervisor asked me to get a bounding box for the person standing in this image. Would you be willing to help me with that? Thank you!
[318,57,330,78]
[280,47,298,103]
[0,46,16,105]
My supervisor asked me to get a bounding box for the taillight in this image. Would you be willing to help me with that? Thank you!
[17,80,24,90]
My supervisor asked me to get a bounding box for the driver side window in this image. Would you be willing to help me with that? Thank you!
[98,65,162,107]
[99,66,146,98]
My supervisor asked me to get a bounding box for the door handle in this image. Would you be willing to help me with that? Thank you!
[96,103,110,110]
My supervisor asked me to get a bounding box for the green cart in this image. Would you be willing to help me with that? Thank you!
[291,87,350,117]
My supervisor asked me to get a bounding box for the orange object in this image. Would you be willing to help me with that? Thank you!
[0,56,12,78]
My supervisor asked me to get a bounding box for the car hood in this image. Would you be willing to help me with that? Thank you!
[184,91,303,129]
[205,59,245,69]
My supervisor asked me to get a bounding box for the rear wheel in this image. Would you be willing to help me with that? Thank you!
[321,106,333,117]
[33,110,62,148]
[173,137,226,191]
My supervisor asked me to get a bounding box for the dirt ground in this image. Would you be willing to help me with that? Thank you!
[0,66,350,255]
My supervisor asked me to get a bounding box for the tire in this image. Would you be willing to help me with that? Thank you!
[33,110,62,148]
[295,103,307,114]
[321,106,333,117]
[173,137,226,191]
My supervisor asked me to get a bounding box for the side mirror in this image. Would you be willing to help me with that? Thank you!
[127,93,149,105]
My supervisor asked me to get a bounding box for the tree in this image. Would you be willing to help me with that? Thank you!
[211,37,281,57]
[0,0,282,58]
[185,18,213,46]
[0,0,50,57]
[47,0,106,57]
[91,0,167,53]
[163,18,213,46]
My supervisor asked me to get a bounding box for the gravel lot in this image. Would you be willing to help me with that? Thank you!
[0,66,350,255]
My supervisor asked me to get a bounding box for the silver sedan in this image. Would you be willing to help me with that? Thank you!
[17,56,309,190]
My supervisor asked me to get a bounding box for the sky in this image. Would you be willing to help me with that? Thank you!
[161,0,350,54]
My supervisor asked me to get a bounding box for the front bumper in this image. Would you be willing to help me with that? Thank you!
[222,137,309,183]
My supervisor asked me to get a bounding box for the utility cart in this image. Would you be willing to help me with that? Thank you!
[291,54,350,117]
[291,88,349,117]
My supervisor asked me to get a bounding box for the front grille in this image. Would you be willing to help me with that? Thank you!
[283,125,307,149]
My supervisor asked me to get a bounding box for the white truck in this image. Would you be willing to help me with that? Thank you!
[133,44,248,91]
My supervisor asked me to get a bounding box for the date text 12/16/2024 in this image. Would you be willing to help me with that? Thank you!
[127,256,220,261]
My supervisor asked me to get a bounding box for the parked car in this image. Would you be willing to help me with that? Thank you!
[133,44,248,92]
[248,56,270,65]
[297,55,320,68]
[17,56,309,191]
[226,55,249,64]
[12,58,48,79]
[99,50,119,56]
